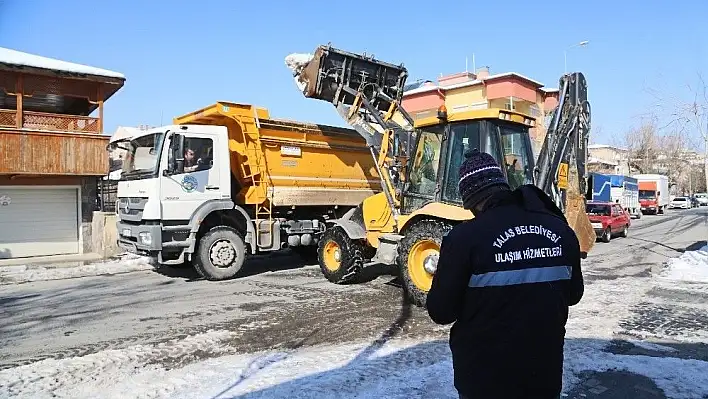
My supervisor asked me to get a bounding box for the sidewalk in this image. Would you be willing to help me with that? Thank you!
[0,253,104,268]
[0,252,153,285]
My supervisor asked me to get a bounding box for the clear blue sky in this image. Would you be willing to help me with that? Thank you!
[1,0,706,146]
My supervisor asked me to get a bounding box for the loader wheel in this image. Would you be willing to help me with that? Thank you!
[397,219,453,308]
[317,226,365,284]
[193,226,246,280]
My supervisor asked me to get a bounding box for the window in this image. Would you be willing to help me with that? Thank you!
[499,124,533,189]
[586,203,611,216]
[407,129,443,197]
[176,137,214,174]
[443,122,481,202]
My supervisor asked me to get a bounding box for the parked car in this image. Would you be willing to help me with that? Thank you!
[669,196,691,209]
[586,201,631,243]
[689,196,699,208]
[695,193,708,207]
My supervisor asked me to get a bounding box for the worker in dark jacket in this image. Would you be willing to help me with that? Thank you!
[427,149,584,399]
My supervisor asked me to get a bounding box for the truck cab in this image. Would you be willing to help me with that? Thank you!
[115,125,231,264]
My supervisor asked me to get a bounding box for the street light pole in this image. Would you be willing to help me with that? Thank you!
[565,40,590,73]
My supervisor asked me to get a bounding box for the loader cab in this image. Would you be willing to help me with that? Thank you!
[401,108,536,214]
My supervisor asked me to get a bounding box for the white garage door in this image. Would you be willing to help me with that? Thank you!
[0,187,80,259]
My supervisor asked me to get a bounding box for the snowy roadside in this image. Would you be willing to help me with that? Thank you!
[0,253,154,285]
[2,246,708,398]
[658,244,708,284]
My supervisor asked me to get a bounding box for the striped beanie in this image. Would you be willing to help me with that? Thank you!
[458,149,509,209]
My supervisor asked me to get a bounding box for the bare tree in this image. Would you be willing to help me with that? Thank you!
[646,72,708,193]
[622,116,661,174]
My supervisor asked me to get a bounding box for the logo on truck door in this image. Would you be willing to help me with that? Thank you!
[181,175,198,193]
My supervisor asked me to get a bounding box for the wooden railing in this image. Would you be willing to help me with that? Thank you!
[0,108,100,133]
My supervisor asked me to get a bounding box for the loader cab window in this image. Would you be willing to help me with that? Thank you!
[442,121,481,202]
[499,123,533,189]
[407,128,442,197]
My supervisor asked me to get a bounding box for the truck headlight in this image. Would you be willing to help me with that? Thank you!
[138,232,152,245]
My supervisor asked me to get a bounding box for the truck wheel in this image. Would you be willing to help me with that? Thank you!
[193,226,246,280]
[317,226,365,283]
[397,219,453,308]
[601,228,612,243]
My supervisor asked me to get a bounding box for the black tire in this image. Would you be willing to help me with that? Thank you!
[619,224,629,238]
[317,226,366,283]
[601,227,612,243]
[397,219,453,308]
[193,226,247,280]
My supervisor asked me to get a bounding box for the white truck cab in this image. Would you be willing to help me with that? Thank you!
[115,124,233,265]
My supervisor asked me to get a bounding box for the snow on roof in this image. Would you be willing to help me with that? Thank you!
[540,87,559,93]
[588,157,619,166]
[0,46,125,80]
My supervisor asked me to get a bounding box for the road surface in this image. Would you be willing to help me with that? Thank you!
[1,207,707,398]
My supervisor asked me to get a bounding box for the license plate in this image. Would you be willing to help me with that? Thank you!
[122,228,131,237]
[591,222,602,229]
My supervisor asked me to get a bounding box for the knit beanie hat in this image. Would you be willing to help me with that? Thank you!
[458,149,510,209]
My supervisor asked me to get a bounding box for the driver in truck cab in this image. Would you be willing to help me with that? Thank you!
[426,149,584,399]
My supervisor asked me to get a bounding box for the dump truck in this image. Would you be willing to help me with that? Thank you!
[114,102,382,279]
[288,44,596,306]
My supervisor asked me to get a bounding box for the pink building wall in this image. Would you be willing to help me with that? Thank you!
[485,78,538,103]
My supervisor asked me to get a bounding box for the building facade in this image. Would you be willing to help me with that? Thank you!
[0,47,125,259]
[587,144,631,175]
[401,68,560,154]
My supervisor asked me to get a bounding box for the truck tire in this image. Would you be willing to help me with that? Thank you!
[317,226,365,283]
[193,226,246,280]
[397,219,453,308]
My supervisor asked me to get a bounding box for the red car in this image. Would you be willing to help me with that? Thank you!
[586,201,631,242]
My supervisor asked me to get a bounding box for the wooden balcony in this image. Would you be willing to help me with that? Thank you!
[0,108,100,134]
[0,127,109,176]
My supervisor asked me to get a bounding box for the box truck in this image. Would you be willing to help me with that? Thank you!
[634,174,670,215]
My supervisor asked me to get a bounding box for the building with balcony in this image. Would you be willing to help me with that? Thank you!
[0,47,125,259]
[401,67,560,154]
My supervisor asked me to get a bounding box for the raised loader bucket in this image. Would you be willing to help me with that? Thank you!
[565,193,595,257]
[289,44,410,111]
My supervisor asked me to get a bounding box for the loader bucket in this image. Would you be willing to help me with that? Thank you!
[565,193,595,256]
[293,44,410,112]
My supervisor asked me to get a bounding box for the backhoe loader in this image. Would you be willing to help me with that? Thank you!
[287,44,595,306]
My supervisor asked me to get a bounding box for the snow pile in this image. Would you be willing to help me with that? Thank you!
[0,329,236,398]
[0,253,153,285]
[658,245,708,283]
[284,53,314,92]
[3,332,708,399]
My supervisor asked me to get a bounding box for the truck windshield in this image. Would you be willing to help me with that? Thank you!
[121,132,165,180]
[639,190,655,200]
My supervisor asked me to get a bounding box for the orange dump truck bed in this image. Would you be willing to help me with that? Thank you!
[174,101,381,207]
